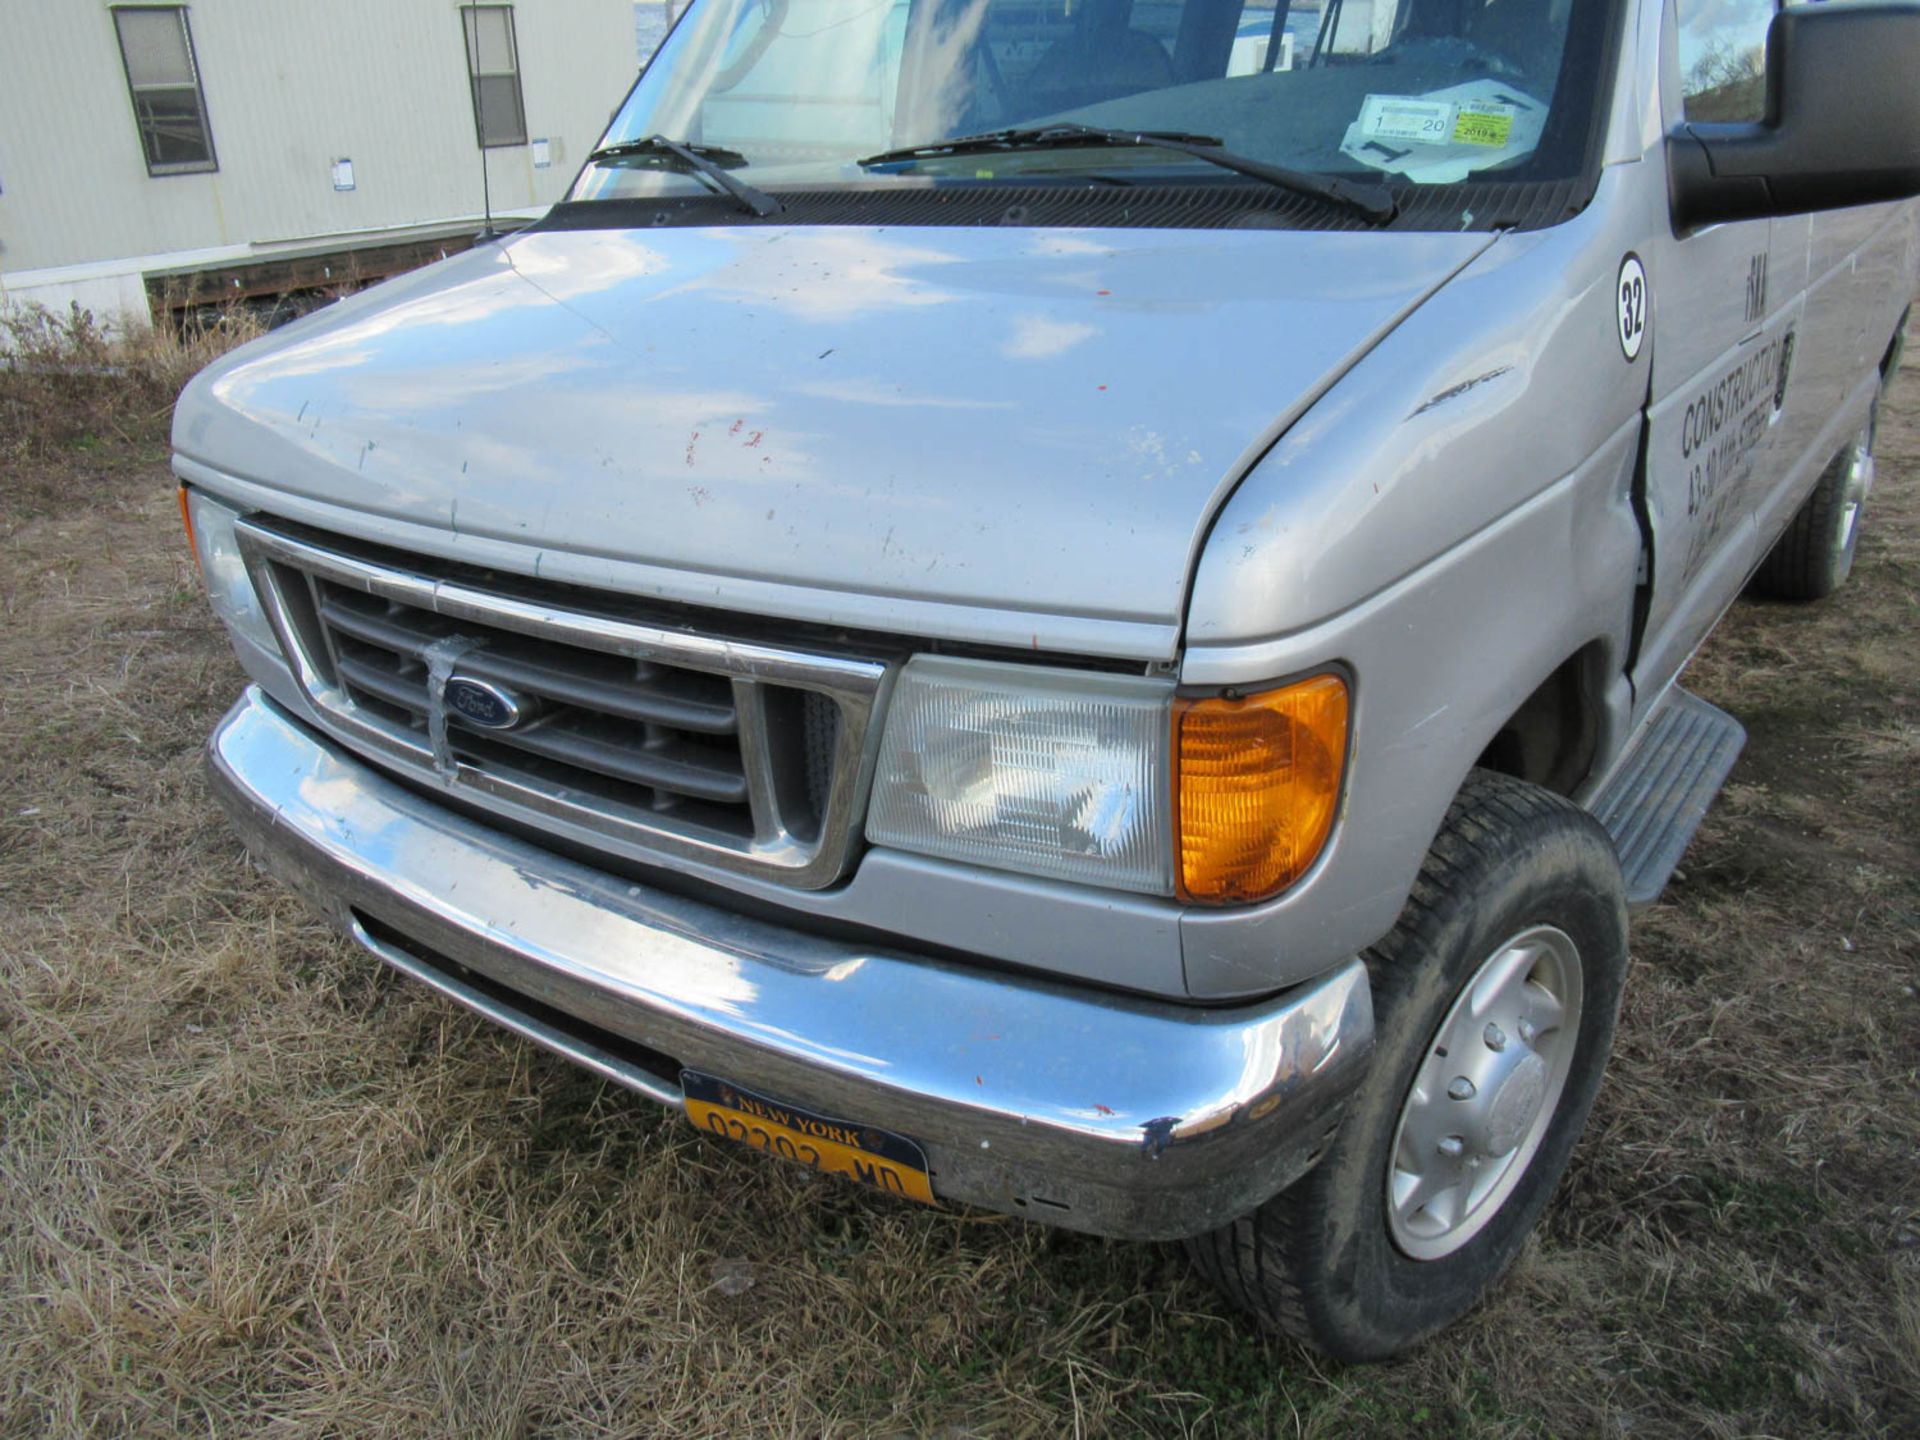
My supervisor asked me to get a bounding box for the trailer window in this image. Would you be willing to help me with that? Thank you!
[463,5,530,148]
[112,6,217,176]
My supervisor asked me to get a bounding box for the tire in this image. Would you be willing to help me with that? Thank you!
[1749,402,1877,601]
[1186,771,1629,1361]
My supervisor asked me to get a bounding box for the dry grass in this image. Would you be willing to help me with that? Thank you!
[2,311,1918,1437]
[1,303,264,469]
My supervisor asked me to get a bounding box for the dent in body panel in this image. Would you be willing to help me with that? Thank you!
[1179,428,1643,998]
[1186,163,1654,647]
[1178,174,1662,996]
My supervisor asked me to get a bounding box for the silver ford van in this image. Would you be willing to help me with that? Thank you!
[175,0,1920,1357]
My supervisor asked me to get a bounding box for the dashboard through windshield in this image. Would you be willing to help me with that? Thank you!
[572,0,1617,223]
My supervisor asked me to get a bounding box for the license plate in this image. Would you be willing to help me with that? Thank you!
[681,1070,936,1206]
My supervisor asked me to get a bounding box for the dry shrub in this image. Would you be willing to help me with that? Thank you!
[0,301,264,459]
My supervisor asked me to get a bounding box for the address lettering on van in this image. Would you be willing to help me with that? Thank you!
[1677,330,1794,581]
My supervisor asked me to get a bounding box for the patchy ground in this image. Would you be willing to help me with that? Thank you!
[2,315,1917,1437]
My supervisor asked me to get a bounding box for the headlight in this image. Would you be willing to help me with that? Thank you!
[180,487,278,655]
[867,657,1351,903]
[866,656,1176,894]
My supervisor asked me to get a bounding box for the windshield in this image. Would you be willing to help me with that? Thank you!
[575,0,1614,216]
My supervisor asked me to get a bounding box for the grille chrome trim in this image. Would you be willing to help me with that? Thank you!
[237,518,889,889]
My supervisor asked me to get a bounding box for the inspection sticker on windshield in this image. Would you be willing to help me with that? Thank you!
[1343,81,1546,184]
[1451,102,1517,147]
[1358,96,1456,145]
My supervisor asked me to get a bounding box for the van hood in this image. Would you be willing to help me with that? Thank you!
[175,220,1493,658]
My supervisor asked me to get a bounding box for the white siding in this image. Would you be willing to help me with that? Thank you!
[0,1,638,283]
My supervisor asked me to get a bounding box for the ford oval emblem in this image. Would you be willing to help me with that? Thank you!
[442,676,526,731]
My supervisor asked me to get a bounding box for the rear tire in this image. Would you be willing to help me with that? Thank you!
[1749,403,1877,602]
[1186,771,1628,1361]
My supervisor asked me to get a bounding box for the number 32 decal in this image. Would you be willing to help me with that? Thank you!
[1617,254,1647,362]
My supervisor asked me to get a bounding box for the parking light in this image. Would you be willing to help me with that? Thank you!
[1175,674,1349,904]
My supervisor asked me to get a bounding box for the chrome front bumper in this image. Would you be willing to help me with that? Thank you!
[206,688,1374,1240]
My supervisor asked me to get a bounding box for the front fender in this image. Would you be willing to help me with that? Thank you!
[1174,167,1662,997]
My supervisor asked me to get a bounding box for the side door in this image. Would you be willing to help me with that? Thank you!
[1631,0,1805,706]
[1755,0,1917,555]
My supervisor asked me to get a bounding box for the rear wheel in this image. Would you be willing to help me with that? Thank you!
[1749,404,1878,601]
[1186,771,1628,1360]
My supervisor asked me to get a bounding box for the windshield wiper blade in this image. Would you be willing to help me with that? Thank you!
[585,136,783,218]
[858,123,1395,224]
[861,125,1228,163]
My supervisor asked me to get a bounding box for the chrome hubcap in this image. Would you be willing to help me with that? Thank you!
[1837,426,1875,554]
[1386,925,1583,1261]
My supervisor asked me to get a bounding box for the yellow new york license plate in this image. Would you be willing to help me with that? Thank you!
[681,1070,937,1206]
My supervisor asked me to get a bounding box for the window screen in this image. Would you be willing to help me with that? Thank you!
[463,5,529,148]
[113,6,217,174]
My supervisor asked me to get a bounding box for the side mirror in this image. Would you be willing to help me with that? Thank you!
[1668,0,1920,231]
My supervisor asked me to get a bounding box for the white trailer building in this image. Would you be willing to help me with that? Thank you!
[0,1,639,328]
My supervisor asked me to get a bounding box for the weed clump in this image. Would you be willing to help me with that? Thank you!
[1,301,263,459]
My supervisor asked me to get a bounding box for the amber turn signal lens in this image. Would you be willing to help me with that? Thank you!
[178,485,203,578]
[1174,674,1349,904]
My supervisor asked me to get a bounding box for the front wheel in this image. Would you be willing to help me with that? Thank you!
[1186,771,1629,1361]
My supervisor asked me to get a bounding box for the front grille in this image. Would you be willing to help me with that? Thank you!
[236,520,886,889]
[319,580,764,829]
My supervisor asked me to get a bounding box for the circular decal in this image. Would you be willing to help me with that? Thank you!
[1616,254,1647,362]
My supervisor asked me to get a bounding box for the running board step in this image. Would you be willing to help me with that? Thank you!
[1587,687,1746,909]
